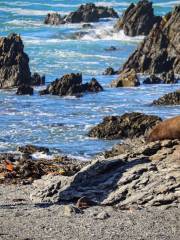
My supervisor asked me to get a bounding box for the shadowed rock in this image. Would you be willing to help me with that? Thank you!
[122,6,180,74]
[152,90,180,105]
[31,73,45,86]
[44,3,118,25]
[110,68,140,87]
[103,67,118,75]
[0,33,31,88]
[39,73,103,97]
[88,112,162,140]
[143,75,162,84]
[16,85,34,95]
[114,0,161,36]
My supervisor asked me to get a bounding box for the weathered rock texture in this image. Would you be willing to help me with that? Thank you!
[31,139,180,209]
[0,33,31,88]
[39,73,103,97]
[153,90,180,105]
[122,6,180,74]
[110,68,140,87]
[114,0,161,36]
[88,112,161,139]
[31,73,45,86]
[44,3,118,25]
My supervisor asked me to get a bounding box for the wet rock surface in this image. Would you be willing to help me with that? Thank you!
[44,3,118,25]
[143,75,162,84]
[114,0,161,36]
[110,68,140,87]
[123,6,180,74]
[16,85,34,95]
[31,72,45,86]
[0,33,31,88]
[88,112,161,140]
[103,67,118,75]
[152,90,180,105]
[30,139,180,209]
[39,73,103,97]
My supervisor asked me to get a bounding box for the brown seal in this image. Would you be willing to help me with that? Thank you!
[147,116,180,142]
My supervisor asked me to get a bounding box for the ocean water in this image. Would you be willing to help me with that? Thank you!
[0,0,180,159]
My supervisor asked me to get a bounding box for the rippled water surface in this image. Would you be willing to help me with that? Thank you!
[0,0,180,158]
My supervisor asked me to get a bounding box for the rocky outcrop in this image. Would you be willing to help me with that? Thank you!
[0,33,31,88]
[16,85,34,95]
[103,67,118,75]
[114,0,161,36]
[39,73,103,97]
[143,75,162,84]
[160,71,177,84]
[110,68,140,87]
[44,3,118,25]
[31,73,45,86]
[30,139,180,209]
[88,112,161,140]
[152,90,180,105]
[122,6,180,74]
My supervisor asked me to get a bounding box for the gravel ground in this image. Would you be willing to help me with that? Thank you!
[0,184,180,240]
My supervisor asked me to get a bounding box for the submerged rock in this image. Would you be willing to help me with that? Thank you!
[122,6,180,74]
[31,73,45,86]
[88,112,161,140]
[30,139,180,209]
[44,3,118,25]
[152,90,180,105]
[114,0,161,36]
[143,75,162,84]
[16,85,34,96]
[110,68,140,87]
[39,73,103,97]
[103,67,118,75]
[0,33,31,88]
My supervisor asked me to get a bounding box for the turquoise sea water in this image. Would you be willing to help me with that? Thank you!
[0,0,180,159]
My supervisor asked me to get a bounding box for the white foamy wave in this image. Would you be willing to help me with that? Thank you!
[154,1,180,7]
[6,19,43,27]
[96,1,130,7]
[31,152,53,160]
[0,7,68,16]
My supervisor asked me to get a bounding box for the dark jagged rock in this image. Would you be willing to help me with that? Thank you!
[31,73,45,86]
[44,3,118,25]
[114,0,161,36]
[87,78,103,92]
[82,23,93,29]
[0,33,31,88]
[160,71,177,84]
[103,67,118,75]
[122,6,180,74]
[16,85,34,95]
[44,13,64,25]
[88,112,162,140]
[110,68,140,87]
[143,75,162,84]
[17,145,50,155]
[104,46,117,51]
[39,73,103,97]
[153,90,180,105]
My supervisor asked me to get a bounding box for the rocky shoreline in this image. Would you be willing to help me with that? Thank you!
[0,1,180,239]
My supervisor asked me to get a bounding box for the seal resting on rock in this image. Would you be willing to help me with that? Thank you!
[147,116,180,142]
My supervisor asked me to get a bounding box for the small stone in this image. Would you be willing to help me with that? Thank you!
[95,211,110,220]
[64,205,82,217]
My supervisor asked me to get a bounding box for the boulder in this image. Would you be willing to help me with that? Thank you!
[143,75,162,84]
[110,68,140,87]
[88,112,162,139]
[44,13,64,25]
[44,3,118,25]
[122,6,180,74]
[82,23,93,29]
[31,73,45,86]
[0,33,31,88]
[114,0,161,36]
[103,67,118,75]
[16,85,33,95]
[152,90,180,105]
[39,73,103,97]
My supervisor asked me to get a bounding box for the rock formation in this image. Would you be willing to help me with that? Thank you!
[122,6,180,74]
[30,139,180,209]
[88,112,161,139]
[103,67,118,75]
[44,3,118,25]
[153,90,180,105]
[0,33,31,88]
[110,68,140,87]
[31,73,45,86]
[39,73,103,97]
[16,85,34,95]
[114,0,161,36]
